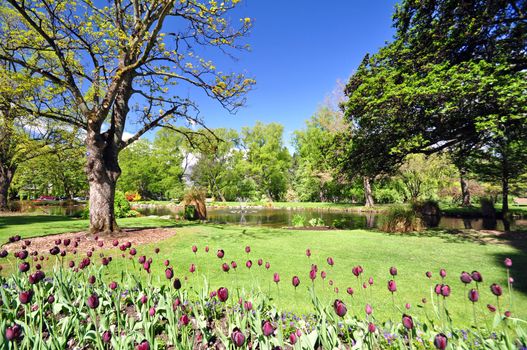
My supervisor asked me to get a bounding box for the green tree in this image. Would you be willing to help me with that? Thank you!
[0,0,254,233]
[240,122,291,201]
[341,0,526,214]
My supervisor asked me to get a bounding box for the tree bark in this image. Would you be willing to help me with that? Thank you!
[363,176,374,207]
[0,166,14,211]
[459,170,471,207]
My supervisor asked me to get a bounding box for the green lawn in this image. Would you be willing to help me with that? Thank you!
[0,215,179,241]
[1,216,525,326]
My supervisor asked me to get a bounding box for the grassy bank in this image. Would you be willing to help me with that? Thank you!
[0,217,525,325]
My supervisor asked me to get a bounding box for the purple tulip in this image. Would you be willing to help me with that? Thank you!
[217,287,228,302]
[86,294,99,309]
[88,275,96,284]
[5,324,22,341]
[179,314,190,326]
[505,310,511,317]
[138,256,146,264]
[460,271,472,284]
[309,269,316,281]
[136,340,150,350]
[402,314,414,329]
[327,257,334,266]
[390,266,398,276]
[245,245,250,253]
[246,260,252,269]
[262,320,275,336]
[306,248,311,258]
[265,261,270,269]
[426,271,432,278]
[192,245,198,253]
[471,271,483,283]
[440,284,451,297]
[468,288,479,302]
[0,250,8,258]
[434,333,448,350]
[368,277,374,285]
[352,265,363,277]
[231,261,237,269]
[321,271,327,279]
[130,248,137,256]
[439,268,446,278]
[289,332,297,344]
[19,262,30,273]
[388,279,397,293]
[165,268,174,280]
[292,276,300,288]
[365,303,373,315]
[273,273,280,283]
[102,331,112,343]
[17,250,28,260]
[189,264,196,273]
[490,283,502,297]
[231,328,245,347]
[217,249,224,259]
[19,290,33,304]
[173,278,182,290]
[368,322,376,333]
[333,299,347,317]
[47,295,55,304]
[244,301,252,311]
[504,258,512,267]
[487,304,496,312]
[49,247,60,255]
[347,287,354,296]
[222,263,230,272]
[109,281,118,290]
[149,307,156,317]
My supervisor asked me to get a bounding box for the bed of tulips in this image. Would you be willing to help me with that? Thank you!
[0,235,526,349]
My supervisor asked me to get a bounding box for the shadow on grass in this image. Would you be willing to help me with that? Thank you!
[0,215,76,227]
[493,237,527,300]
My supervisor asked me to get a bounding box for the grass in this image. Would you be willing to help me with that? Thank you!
[0,215,178,241]
[1,215,525,326]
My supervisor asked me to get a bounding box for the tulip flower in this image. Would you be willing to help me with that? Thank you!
[426,271,432,278]
[487,304,497,312]
[5,324,22,341]
[88,275,96,284]
[222,263,230,272]
[189,264,196,273]
[17,250,28,260]
[289,332,297,344]
[405,303,411,310]
[205,246,209,252]
[179,314,190,326]
[306,248,311,257]
[19,262,30,273]
[164,260,170,266]
[231,261,237,269]
[327,257,334,266]
[245,246,251,253]
[257,258,263,266]
[109,281,118,290]
[86,294,99,309]
[154,248,160,254]
[165,268,174,280]
[262,320,275,336]
[138,256,146,264]
[273,272,280,284]
[102,331,112,343]
[365,303,373,315]
[368,322,376,333]
[347,287,354,296]
[49,247,60,255]
[504,257,512,267]
[231,328,246,347]
[468,288,479,302]
[19,290,33,305]
[140,295,148,304]
[129,248,137,256]
[402,314,414,329]
[173,278,182,290]
[47,295,55,304]
[192,245,198,253]
[136,340,150,350]
[265,262,270,269]
[388,279,397,293]
[471,271,483,283]
[292,276,300,289]
[333,299,347,317]
[321,271,327,279]
[390,266,398,276]
[309,268,316,281]
[149,307,156,317]
[490,283,503,297]
[0,250,8,258]
[217,249,224,259]
[244,301,252,311]
[217,287,228,302]
[245,260,252,269]
[434,333,448,350]
[368,277,374,285]
[505,310,511,317]
[440,284,451,297]
[460,271,472,284]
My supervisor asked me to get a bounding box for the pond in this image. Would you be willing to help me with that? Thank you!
[8,202,526,231]
[136,205,526,232]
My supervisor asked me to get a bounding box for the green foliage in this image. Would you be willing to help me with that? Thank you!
[291,214,306,227]
[82,191,137,219]
[380,205,422,233]
[308,217,325,227]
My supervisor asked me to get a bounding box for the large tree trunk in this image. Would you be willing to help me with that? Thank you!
[363,176,374,207]
[459,169,471,207]
[0,166,14,211]
[86,130,121,234]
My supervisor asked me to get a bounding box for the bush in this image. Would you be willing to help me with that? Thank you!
[411,199,440,216]
[373,187,404,204]
[291,214,306,227]
[308,217,325,227]
[381,205,423,233]
[125,191,142,202]
[81,191,137,219]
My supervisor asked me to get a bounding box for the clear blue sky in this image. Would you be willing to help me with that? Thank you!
[134,1,400,147]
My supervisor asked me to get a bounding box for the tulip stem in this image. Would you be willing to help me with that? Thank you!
[507,269,513,311]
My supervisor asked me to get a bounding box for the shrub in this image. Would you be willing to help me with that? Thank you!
[125,191,142,202]
[373,187,404,204]
[411,199,440,216]
[291,214,306,227]
[81,191,137,219]
[308,217,325,227]
[381,205,423,233]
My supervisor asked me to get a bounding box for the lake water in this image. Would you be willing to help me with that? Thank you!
[8,202,526,231]
[136,205,526,231]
